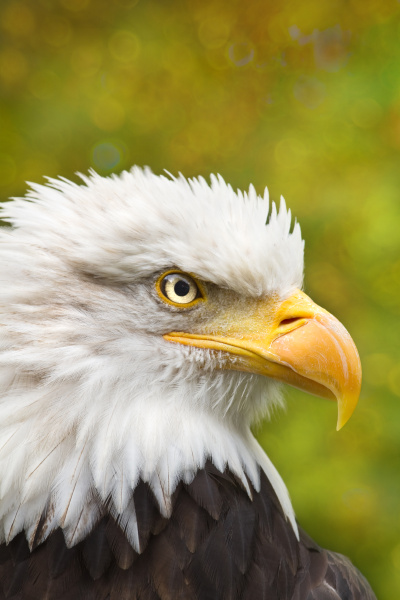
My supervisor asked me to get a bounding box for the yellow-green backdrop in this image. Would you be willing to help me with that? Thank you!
[1,0,399,597]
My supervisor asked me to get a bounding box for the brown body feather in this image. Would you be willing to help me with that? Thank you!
[0,462,376,600]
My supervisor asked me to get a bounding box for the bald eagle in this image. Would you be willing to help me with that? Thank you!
[0,168,376,599]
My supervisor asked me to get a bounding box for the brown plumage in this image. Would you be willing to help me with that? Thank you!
[0,462,376,600]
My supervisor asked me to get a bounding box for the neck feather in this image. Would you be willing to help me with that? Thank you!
[0,397,297,549]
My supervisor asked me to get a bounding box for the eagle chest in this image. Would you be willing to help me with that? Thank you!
[0,463,304,599]
[0,462,371,600]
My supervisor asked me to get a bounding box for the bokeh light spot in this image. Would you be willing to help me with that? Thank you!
[0,48,28,86]
[108,30,140,63]
[289,25,301,40]
[313,26,351,72]
[293,76,326,108]
[71,41,103,78]
[205,48,229,70]
[228,42,255,66]
[2,1,36,37]
[42,17,72,48]
[198,19,231,49]
[91,141,124,172]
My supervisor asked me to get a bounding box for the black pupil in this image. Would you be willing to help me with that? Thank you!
[174,280,191,297]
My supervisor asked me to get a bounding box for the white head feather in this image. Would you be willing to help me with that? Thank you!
[0,167,304,549]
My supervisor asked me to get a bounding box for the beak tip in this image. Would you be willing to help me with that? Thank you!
[336,409,348,431]
[336,390,360,431]
[336,419,347,431]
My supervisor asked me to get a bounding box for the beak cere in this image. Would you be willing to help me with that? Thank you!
[164,289,362,430]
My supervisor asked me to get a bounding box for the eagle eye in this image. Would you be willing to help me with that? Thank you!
[156,271,204,308]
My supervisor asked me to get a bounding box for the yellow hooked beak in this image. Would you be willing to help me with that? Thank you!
[163,289,361,430]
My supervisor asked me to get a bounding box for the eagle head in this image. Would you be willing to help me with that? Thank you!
[0,168,361,550]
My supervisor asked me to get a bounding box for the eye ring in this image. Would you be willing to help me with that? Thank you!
[156,270,205,308]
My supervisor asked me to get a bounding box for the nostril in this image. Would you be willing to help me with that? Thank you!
[280,317,302,327]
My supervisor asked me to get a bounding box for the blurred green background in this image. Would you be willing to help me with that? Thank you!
[1,0,399,596]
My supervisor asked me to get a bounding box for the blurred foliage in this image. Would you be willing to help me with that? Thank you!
[1,0,400,597]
